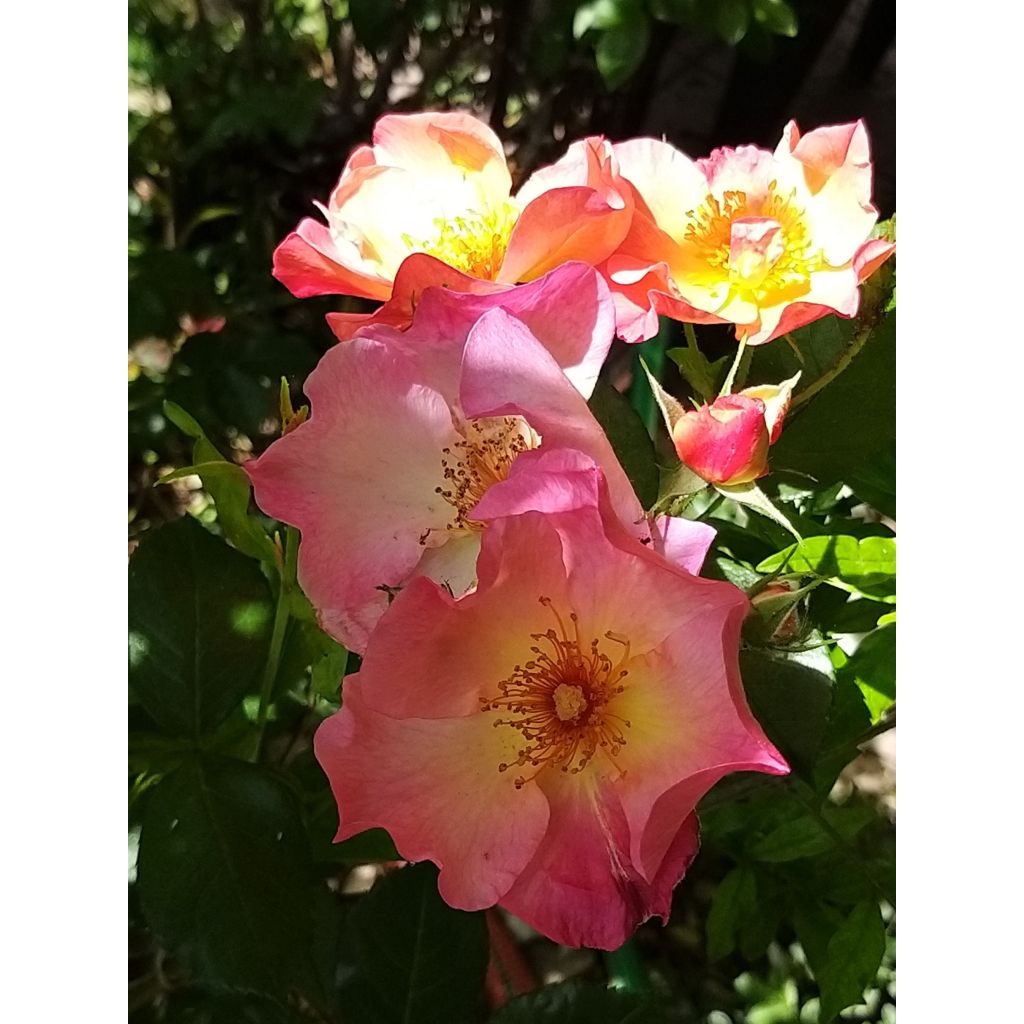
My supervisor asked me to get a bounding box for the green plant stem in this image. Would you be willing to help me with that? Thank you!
[790,320,874,410]
[604,939,649,993]
[720,338,748,396]
[256,527,298,749]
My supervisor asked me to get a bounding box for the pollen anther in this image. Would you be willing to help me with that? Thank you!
[482,596,632,787]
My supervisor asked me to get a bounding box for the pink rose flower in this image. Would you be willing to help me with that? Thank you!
[272,112,632,315]
[246,266,711,651]
[314,465,787,949]
[601,121,895,344]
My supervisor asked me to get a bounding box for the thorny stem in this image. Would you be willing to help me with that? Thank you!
[256,526,298,752]
[790,319,874,410]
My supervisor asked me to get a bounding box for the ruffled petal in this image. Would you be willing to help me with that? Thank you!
[316,683,549,910]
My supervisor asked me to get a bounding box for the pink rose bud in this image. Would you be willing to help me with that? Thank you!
[670,374,799,486]
[671,395,770,486]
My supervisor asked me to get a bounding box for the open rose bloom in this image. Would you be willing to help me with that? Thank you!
[273,112,631,337]
[602,120,895,344]
[247,265,712,652]
[315,469,787,949]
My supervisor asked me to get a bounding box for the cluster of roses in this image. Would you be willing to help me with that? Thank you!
[248,112,893,949]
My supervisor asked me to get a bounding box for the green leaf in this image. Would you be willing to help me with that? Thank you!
[716,0,750,44]
[595,9,651,91]
[138,757,319,998]
[490,980,666,1023]
[846,443,896,518]
[588,378,659,508]
[706,865,757,960]
[339,863,489,1024]
[771,312,896,487]
[841,624,896,722]
[129,517,273,739]
[715,481,802,542]
[574,0,634,36]
[740,645,833,773]
[162,401,276,563]
[753,0,798,37]
[757,535,895,604]
[666,345,727,402]
[814,901,886,1022]
[311,640,350,704]
[749,803,875,862]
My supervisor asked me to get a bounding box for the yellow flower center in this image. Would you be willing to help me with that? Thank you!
[434,416,540,534]
[682,181,823,300]
[404,202,518,280]
[481,597,632,789]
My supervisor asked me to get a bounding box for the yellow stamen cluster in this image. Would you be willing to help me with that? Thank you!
[434,417,539,534]
[481,597,632,789]
[682,181,824,299]
[404,202,518,280]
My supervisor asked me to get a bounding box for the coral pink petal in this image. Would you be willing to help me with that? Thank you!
[471,448,604,524]
[854,237,896,281]
[613,604,788,877]
[245,338,458,652]
[316,683,549,910]
[325,253,508,342]
[353,524,572,719]
[499,772,671,950]
[460,307,641,527]
[431,263,615,398]
[500,187,630,285]
[272,219,391,300]
[648,515,716,575]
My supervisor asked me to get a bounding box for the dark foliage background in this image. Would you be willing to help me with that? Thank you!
[128,3,896,1021]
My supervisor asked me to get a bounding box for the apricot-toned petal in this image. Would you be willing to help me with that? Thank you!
[672,396,770,485]
[245,337,458,652]
[502,139,631,283]
[854,237,896,281]
[372,110,511,199]
[648,515,716,575]
[501,187,630,284]
[316,683,549,910]
[778,120,878,264]
[513,137,610,206]
[272,218,392,300]
[741,372,800,442]
[460,307,642,527]
[604,256,730,343]
[612,137,708,244]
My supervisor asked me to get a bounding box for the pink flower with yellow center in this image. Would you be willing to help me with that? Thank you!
[314,467,787,949]
[246,266,712,652]
[671,375,798,486]
[601,121,895,344]
[272,112,631,314]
